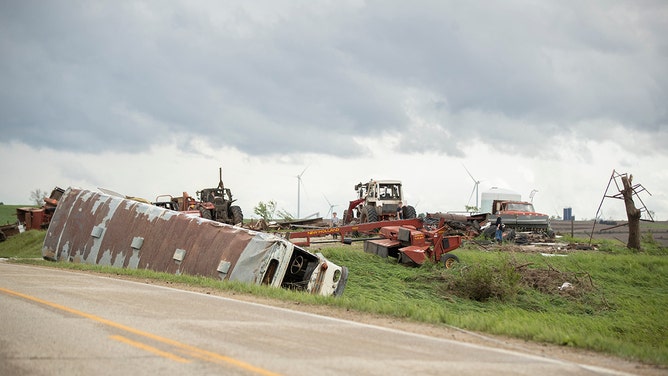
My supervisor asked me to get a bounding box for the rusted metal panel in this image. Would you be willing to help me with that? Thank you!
[43,188,348,296]
[16,207,46,230]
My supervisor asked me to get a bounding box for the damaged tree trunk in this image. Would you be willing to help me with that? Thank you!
[621,175,641,251]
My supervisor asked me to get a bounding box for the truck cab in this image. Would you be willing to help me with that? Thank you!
[492,200,550,231]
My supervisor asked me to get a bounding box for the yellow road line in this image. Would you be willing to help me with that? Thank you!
[109,335,191,363]
[0,287,282,376]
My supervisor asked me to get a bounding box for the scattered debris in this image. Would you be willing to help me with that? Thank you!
[566,243,597,251]
[16,186,64,231]
[423,212,484,239]
[1,187,63,242]
[0,223,21,242]
[152,192,201,217]
[514,261,597,299]
[559,282,574,291]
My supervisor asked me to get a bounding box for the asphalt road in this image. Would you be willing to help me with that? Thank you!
[0,262,631,376]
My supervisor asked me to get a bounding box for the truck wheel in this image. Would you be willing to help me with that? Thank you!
[402,205,417,219]
[231,206,243,225]
[441,253,459,269]
[366,206,378,222]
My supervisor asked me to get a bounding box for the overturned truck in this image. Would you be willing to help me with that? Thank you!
[42,188,348,297]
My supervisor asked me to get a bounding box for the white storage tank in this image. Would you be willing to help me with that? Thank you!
[480,187,521,214]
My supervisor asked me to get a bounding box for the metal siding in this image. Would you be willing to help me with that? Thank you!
[42,188,348,296]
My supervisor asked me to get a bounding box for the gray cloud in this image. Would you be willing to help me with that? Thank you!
[1,1,666,159]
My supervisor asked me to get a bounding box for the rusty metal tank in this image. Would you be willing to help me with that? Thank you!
[42,188,347,296]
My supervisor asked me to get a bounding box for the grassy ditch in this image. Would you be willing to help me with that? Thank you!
[0,229,45,258]
[1,231,666,366]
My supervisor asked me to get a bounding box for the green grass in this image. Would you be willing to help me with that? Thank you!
[2,230,667,367]
[0,204,30,225]
[0,229,44,258]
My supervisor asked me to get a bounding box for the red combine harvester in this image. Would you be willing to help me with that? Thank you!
[286,217,463,268]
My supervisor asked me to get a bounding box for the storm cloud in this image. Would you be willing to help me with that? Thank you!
[1,1,666,220]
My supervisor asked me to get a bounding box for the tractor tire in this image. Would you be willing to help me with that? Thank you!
[402,205,417,219]
[343,210,350,225]
[199,208,212,220]
[441,253,459,269]
[231,206,243,225]
[365,206,378,223]
[482,226,496,239]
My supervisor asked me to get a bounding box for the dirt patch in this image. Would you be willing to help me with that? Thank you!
[514,260,596,294]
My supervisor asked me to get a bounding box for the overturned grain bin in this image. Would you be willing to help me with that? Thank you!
[42,187,348,296]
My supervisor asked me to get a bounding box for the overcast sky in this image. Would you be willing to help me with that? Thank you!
[1,1,666,222]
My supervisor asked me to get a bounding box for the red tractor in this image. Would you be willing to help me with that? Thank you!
[196,168,244,226]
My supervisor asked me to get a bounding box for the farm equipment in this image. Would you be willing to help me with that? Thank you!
[364,223,462,268]
[482,200,554,242]
[286,216,463,268]
[153,192,201,217]
[343,179,417,224]
[195,168,244,225]
[1,187,64,242]
[16,187,64,230]
[0,223,20,242]
[149,168,242,225]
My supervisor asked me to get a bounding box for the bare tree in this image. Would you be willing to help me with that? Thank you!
[253,201,277,221]
[30,189,47,206]
[592,170,653,251]
[621,175,641,250]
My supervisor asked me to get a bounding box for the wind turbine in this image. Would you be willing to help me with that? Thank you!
[323,194,338,218]
[463,164,480,211]
[529,189,538,202]
[296,166,308,218]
